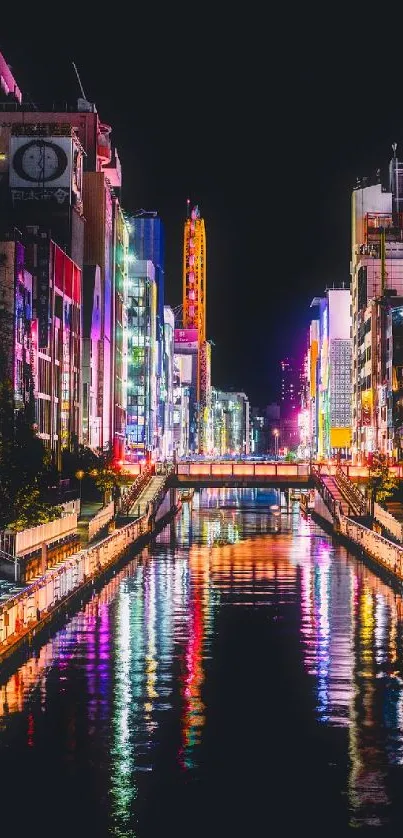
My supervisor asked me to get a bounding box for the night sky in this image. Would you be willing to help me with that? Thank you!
[2,17,403,406]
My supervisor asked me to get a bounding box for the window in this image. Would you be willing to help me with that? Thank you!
[54,294,63,321]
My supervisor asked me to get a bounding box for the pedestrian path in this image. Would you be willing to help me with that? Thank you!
[128,476,167,518]
[77,501,103,546]
[320,474,352,516]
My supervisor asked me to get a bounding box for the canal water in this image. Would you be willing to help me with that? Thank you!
[2,488,403,836]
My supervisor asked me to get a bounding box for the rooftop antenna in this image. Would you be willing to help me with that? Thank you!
[392,143,400,221]
[72,62,87,99]
[186,198,190,219]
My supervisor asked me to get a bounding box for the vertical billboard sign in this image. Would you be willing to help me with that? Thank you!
[30,318,38,394]
[37,238,50,348]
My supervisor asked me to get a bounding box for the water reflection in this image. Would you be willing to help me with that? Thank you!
[2,489,403,832]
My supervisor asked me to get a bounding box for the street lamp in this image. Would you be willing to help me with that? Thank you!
[75,470,85,508]
[273,428,279,460]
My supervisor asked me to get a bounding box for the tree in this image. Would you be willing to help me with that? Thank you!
[0,305,15,520]
[61,443,120,505]
[7,487,62,532]
[368,458,399,513]
[90,445,120,504]
[0,302,61,530]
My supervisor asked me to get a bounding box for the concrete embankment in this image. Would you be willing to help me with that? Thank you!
[312,485,403,589]
[0,487,181,668]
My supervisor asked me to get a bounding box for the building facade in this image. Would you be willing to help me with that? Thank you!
[125,259,157,461]
[129,212,165,455]
[162,306,174,460]
[351,158,403,462]
[211,390,250,456]
[0,58,124,457]
[307,289,352,460]
[0,237,32,415]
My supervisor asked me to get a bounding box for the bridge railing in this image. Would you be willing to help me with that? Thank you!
[175,462,311,477]
[174,461,403,480]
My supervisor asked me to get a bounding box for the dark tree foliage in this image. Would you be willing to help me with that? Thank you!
[0,307,61,530]
[61,442,120,504]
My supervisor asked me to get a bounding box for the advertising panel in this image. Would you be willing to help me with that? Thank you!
[10,135,73,204]
[174,328,198,350]
[361,389,373,426]
[37,238,50,348]
[30,319,38,394]
[327,288,351,340]
[177,354,193,384]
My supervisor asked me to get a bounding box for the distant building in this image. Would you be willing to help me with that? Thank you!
[129,211,165,455]
[173,354,190,458]
[280,358,299,419]
[212,390,250,456]
[309,288,352,460]
[162,306,174,459]
[250,407,267,455]
[125,258,157,460]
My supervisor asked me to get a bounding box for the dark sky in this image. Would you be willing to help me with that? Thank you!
[2,16,403,406]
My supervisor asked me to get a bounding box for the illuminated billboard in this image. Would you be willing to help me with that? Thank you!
[361,390,373,425]
[9,134,83,207]
[174,328,198,349]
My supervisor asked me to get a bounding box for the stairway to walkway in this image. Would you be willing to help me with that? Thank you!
[128,475,167,518]
[320,474,352,516]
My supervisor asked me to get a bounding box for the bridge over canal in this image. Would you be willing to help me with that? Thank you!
[169,461,376,489]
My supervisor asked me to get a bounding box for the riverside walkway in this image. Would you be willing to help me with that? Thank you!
[311,465,403,585]
[0,472,181,666]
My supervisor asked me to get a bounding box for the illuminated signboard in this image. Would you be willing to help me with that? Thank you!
[174,328,198,349]
[37,238,50,348]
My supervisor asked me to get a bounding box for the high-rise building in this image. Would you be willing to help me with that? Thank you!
[250,407,268,456]
[211,390,250,456]
[129,211,165,455]
[309,288,352,460]
[182,203,211,452]
[173,354,190,458]
[280,358,299,419]
[174,327,198,453]
[162,306,174,460]
[351,155,403,462]
[125,258,157,460]
[111,203,129,461]
[0,52,124,458]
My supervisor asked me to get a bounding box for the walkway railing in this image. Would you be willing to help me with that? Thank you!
[311,465,342,520]
[340,515,403,580]
[335,466,368,516]
[176,462,311,478]
[118,466,153,516]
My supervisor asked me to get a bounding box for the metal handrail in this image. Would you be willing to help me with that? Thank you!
[0,549,16,564]
[335,466,367,515]
[119,467,153,516]
[311,466,341,520]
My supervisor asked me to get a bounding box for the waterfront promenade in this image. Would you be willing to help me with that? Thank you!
[0,475,181,666]
[3,457,403,672]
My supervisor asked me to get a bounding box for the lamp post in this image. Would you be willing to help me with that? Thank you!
[273,428,279,460]
[75,469,85,510]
